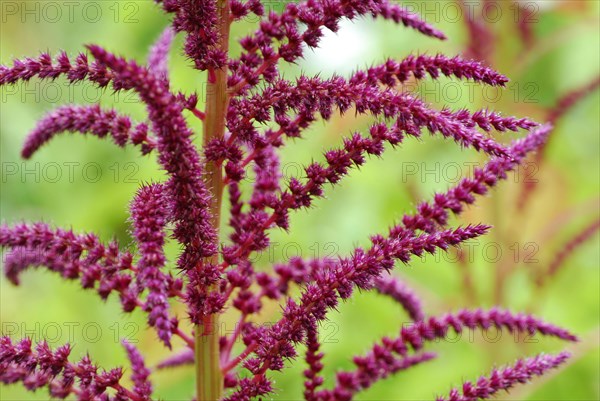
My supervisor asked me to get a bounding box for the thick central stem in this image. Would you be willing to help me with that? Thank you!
[196,1,230,400]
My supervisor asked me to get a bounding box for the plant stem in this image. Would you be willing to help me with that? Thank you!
[196,313,222,401]
[196,1,230,400]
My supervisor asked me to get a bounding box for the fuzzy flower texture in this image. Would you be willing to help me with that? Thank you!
[0,1,578,400]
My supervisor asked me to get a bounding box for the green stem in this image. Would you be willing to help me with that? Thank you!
[196,313,222,401]
[196,1,230,400]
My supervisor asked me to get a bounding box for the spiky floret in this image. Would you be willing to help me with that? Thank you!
[436,352,570,401]
[21,104,155,159]
[0,337,145,400]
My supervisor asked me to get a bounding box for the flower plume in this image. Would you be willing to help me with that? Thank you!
[437,353,570,401]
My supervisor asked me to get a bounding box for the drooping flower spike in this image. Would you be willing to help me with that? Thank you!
[403,124,552,233]
[437,352,570,401]
[0,337,148,401]
[0,223,141,311]
[147,26,175,79]
[21,104,156,159]
[298,308,576,400]
[122,341,153,400]
[373,274,425,322]
[130,183,178,347]
[538,217,600,285]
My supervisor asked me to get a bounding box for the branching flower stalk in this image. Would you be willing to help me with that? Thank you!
[0,1,588,400]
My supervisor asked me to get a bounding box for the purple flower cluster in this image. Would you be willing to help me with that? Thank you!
[130,184,178,347]
[374,274,424,322]
[437,352,570,401]
[0,337,151,401]
[21,105,155,159]
[539,217,600,285]
[0,0,581,400]
[1,223,139,309]
[321,309,575,401]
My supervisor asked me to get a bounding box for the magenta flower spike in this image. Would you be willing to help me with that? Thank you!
[21,104,156,158]
[374,274,425,322]
[437,352,570,401]
[540,218,600,284]
[0,337,146,400]
[354,54,509,87]
[122,341,153,400]
[130,183,178,347]
[147,27,175,79]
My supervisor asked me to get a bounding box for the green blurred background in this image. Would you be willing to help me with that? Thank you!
[1,1,598,400]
